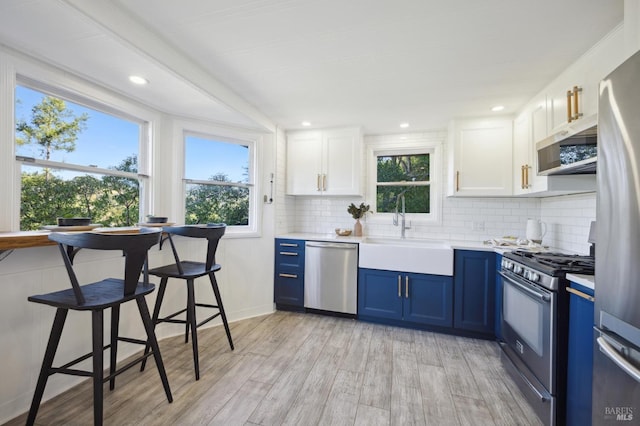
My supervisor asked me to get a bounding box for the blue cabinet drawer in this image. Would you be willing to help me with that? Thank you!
[275,239,305,269]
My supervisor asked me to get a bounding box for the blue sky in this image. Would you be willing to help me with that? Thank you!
[15,85,248,182]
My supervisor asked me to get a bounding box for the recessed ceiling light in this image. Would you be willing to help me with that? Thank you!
[129,75,148,85]
[301,121,311,126]
[400,123,410,128]
[491,105,505,112]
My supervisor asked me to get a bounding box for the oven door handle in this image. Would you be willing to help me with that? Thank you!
[498,271,551,302]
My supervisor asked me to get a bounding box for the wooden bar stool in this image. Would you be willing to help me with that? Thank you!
[140,224,233,380]
[26,229,172,426]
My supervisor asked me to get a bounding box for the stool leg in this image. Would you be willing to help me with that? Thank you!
[187,278,200,380]
[141,277,168,372]
[136,296,173,403]
[26,308,68,426]
[92,309,104,426]
[209,273,234,350]
[109,305,120,390]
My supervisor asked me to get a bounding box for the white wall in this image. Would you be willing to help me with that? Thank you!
[0,47,276,423]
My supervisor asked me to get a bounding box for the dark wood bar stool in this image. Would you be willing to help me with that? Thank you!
[26,229,172,426]
[140,224,233,380]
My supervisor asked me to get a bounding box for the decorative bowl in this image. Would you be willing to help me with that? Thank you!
[57,217,91,226]
[146,216,168,223]
[335,228,352,236]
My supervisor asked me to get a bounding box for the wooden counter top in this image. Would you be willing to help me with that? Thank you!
[0,227,148,250]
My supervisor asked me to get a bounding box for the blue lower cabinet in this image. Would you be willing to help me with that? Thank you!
[453,250,496,335]
[566,281,595,426]
[274,238,305,310]
[403,273,453,328]
[358,268,453,327]
[357,269,403,321]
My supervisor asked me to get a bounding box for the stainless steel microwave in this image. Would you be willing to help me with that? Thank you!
[536,125,597,175]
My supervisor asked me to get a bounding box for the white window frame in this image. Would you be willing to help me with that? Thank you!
[366,136,443,225]
[0,48,159,231]
[179,124,261,238]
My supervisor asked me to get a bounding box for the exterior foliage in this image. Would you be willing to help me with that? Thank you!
[376,154,430,214]
[185,173,249,226]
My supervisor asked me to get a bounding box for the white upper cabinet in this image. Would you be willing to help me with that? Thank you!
[512,111,533,196]
[448,118,513,197]
[533,25,625,144]
[286,127,362,196]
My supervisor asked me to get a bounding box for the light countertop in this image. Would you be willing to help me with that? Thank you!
[566,273,595,290]
[276,233,517,254]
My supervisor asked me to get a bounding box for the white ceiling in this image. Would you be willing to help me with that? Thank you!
[0,0,625,135]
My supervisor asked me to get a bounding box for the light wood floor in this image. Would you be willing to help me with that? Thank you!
[7,311,543,426]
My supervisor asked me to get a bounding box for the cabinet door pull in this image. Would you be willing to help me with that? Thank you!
[279,273,298,279]
[525,164,530,188]
[279,251,298,256]
[317,174,321,191]
[567,89,573,123]
[398,275,402,298]
[565,286,594,302]
[322,174,327,191]
[521,165,525,189]
[573,86,583,120]
[280,243,298,247]
[405,275,409,298]
[456,171,460,192]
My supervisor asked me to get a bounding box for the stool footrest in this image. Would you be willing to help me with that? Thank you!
[197,312,221,328]
[50,367,93,377]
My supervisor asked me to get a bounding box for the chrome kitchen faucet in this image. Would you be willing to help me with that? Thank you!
[393,189,411,239]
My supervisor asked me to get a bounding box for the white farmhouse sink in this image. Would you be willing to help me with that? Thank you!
[359,237,454,276]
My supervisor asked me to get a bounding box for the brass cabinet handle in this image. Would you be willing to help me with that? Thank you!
[279,273,298,279]
[317,174,321,191]
[521,165,525,189]
[405,275,409,298]
[573,86,582,120]
[566,286,594,302]
[524,164,530,188]
[279,251,298,256]
[322,174,327,191]
[456,171,460,192]
[567,90,573,123]
[398,275,402,298]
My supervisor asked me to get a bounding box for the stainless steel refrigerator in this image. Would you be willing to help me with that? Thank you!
[594,48,640,425]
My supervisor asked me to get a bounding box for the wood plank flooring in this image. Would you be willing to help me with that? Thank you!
[6,311,543,426]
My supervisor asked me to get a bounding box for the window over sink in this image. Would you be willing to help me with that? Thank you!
[366,135,443,224]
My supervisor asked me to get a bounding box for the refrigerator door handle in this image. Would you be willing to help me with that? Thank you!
[597,335,640,383]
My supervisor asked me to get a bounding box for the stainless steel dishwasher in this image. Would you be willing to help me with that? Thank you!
[304,241,358,315]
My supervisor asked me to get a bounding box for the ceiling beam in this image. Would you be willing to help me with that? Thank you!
[61,0,276,133]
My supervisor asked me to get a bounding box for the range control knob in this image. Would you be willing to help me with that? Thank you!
[514,265,524,275]
[530,272,540,282]
[523,270,531,280]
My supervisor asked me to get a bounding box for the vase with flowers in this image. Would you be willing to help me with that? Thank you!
[347,202,371,237]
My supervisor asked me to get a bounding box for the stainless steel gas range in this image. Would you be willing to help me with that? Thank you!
[498,250,594,426]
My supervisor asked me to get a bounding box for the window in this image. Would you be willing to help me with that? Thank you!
[376,153,431,214]
[15,83,147,230]
[183,133,255,231]
[367,138,442,223]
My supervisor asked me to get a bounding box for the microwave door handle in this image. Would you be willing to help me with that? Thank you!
[596,334,640,384]
[498,271,550,302]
